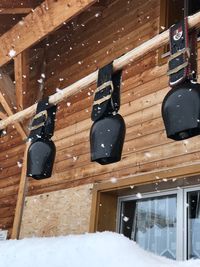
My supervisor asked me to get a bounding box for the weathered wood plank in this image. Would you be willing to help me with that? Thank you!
[0,70,27,139]
[0,10,200,130]
[0,0,97,67]
[0,8,32,14]
[11,142,30,239]
[14,51,29,110]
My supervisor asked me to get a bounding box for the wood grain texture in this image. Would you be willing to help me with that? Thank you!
[20,184,93,238]
[11,141,30,239]
[2,0,200,238]
[14,51,29,110]
[0,70,27,139]
[0,0,97,67]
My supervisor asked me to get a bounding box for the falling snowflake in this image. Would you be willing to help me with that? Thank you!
[8,49,16,58]
[123,216,129,222]
[136,193,142,199]
[95,12,101,17]
[101,143,105,148]
[110,177,117,183]
[37,79,43,84]
[19,20,24,26]
[17,161,22,168]
[73,156,78,161]
[144,152,151,158]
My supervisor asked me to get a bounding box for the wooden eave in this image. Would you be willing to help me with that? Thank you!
[0,0,98,139]
[0,0,98,68]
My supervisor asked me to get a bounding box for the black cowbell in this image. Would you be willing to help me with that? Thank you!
[162,81,200,140]
[90,114,126,165]
[27,138,56,179]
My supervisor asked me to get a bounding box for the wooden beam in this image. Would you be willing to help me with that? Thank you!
[0,111,7,119]
[0,8,32,14]
[0,70,26,139]
[14,51,29,110]
[0,104,7,119]
[0,91,27,139]
[0,0,42,9]
[0,69,16,110]
[11,141,30,239]
[0,0,97,67]
[89,189,100,232]
[0,10,200,130]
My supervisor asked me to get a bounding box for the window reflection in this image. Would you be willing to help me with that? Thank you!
[121,195,177,260]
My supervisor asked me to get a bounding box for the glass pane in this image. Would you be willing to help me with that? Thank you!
[120,195,177,260]
[120,201,136,239]
[187,191,200,259]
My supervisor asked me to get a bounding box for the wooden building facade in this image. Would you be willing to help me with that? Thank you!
[1,0,200,261]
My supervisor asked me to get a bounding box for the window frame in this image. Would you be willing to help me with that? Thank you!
[117,185,200,261]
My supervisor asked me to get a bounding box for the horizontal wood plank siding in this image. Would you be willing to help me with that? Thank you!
[2,0,200,236]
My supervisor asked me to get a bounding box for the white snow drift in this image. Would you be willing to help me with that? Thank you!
[0,232,199,267]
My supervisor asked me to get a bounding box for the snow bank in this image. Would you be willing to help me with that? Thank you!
[0,232,199,267]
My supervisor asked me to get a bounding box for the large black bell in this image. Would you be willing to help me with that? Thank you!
[90,114,126,164]
[162,81,200,140]
[27,138,56,179]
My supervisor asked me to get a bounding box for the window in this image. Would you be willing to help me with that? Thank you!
[158,0,200,64]
[118,186,200,261]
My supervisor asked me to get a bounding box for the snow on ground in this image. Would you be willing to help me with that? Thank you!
[0,232,199,267]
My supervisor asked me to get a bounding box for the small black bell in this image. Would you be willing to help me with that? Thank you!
[162,81,200,140]
[27,138,56,179]
[90,114,126,164]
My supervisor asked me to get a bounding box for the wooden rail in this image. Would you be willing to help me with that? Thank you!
[0,11,200,131]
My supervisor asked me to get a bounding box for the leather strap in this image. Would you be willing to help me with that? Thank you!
[168,18,189,86]
[168,17,198,86]
[91,62,122,122]
[28,97,57,142]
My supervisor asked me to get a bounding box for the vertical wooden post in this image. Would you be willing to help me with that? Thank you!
[14,50,29,111]
[89,189,100,232]
[11,141,30,239]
